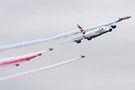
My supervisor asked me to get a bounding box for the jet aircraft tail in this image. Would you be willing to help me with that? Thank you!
[77,24,86,36]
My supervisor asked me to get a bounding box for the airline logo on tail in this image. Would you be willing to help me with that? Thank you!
[77,24,86,36]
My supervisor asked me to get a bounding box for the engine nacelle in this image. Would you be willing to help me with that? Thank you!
[76,40,81,43]
[87,37,92,40]
[108,28,112,32]
[111,25,116,29]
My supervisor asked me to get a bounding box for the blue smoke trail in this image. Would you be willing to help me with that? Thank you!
[0,18,122,51]
[0,30,81,51]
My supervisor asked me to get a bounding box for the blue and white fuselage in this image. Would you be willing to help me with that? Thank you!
[83,26,112,38]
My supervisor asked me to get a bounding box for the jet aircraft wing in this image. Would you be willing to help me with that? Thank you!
[84,16,131,33]
[72,36,83,42]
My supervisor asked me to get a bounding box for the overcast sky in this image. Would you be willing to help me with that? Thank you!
[0,0,135,90]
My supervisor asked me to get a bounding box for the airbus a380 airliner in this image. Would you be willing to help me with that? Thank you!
[72,16,131,44]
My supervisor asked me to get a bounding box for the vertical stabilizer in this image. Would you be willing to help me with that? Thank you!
[77,24,86,36]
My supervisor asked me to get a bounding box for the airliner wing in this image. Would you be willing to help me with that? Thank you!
[84,16,131,32]
[72,36,83,42]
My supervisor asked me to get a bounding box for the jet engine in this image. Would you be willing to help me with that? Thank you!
[111,25,116,29]
[87,37,92,40]
[108,28,112,32]
[76,40,81,43]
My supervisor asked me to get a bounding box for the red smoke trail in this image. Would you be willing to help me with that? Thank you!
[0,55,85,81]
[0,55,38,66]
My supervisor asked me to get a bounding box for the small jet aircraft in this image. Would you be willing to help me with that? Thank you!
[71,16,131,44]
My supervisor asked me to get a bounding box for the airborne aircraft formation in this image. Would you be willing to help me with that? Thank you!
[0,16,131,81]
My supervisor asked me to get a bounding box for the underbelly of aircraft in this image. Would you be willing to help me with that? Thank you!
[90,31,108,38]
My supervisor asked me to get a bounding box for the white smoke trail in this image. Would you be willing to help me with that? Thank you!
[0,56,84,81]
[0,64,16,71]
[0,19,121,51]
[0,48,52,63]
[0,30,81,51]
[0,60,26,71]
